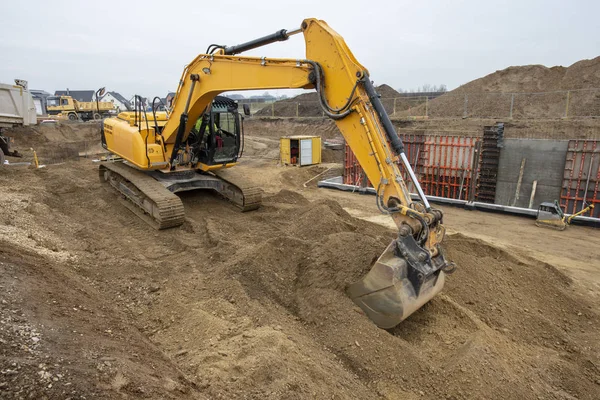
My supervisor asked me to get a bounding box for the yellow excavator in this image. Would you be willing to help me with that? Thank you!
[100,18,455,329]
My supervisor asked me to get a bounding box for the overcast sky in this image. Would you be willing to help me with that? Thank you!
[1,0,598,100]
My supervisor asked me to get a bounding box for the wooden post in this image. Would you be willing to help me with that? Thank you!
[296,102,299,117]
[509,94,514,119]
[512,158,526,206]
[528,180,537,209]
[425,96,428,117]
[393,98,397,115]
[271,102,274,117]
[463,94,468,118]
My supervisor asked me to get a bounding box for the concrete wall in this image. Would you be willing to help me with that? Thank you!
[495,139,568,208]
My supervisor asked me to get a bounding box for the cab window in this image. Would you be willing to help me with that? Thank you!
[215,112,235,133]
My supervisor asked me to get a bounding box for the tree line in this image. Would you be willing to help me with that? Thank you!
[397,84,447,93]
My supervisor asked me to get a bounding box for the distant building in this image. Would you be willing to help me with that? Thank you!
[249,94,276,102]
[54,90,95,102]
[101,91,132,112]
[224,93,245,100]
[30,89,51,115]
[165,92,176,108]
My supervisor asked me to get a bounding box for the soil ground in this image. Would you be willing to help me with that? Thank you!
[0,124,599,399]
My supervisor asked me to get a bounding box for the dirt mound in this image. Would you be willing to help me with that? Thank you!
[0,158,598,399]
[245,118,341,140]
[456,57,600,93]
[255,84,407,117]
[321,147,344,163]
[5,123,104,164]
[264,189,310,205]
[405,56,600,118]
[6,123,100,146]
[255,91,320,117]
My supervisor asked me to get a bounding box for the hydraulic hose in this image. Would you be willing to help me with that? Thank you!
[305,60,355,120]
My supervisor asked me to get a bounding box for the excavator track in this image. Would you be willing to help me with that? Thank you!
[213,168,262,212]
[99,162,185,230]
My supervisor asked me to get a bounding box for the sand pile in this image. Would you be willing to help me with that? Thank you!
[255,84,408,117]
[406,56,600,118]
[5,122,104,163]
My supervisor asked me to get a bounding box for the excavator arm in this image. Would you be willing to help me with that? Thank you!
[102,18,454,328]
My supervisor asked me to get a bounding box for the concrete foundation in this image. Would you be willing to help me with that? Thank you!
[495,139,568,208]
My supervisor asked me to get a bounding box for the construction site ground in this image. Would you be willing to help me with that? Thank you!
[0,124,599,399]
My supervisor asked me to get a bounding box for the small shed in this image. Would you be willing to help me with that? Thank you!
[280,135,321,166]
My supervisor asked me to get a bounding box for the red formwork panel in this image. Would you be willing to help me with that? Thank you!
[343,133,425,186]
[344,134,479,201]
[418,136,479,200]
[560,139,599,218]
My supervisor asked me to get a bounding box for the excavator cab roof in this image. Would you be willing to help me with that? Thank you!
[210,96,239,113]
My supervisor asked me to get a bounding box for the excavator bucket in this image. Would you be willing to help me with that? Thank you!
[347,240,446,329]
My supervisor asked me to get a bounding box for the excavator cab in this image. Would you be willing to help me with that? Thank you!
[190,96,243,167]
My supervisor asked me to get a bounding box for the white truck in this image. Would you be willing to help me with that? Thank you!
[0,80,36,162]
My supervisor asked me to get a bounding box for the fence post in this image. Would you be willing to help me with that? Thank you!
[271,102,274,117]
[463,94,468,118]
[564,90,571,118]
[509,94,514,119]
[393,98,397,115]
[296,102,299,117]
[425,96,428,117]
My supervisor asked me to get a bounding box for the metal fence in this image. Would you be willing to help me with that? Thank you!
[249,88,600,120]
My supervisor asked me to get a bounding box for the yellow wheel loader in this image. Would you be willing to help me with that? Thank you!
[536,200,595,230]
[99,18,455,329]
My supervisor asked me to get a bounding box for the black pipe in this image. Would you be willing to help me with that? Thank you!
[223,29,290,55]
[362,77,405,155]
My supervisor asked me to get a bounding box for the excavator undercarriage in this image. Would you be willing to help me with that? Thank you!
[100,161,261,229]
[99,18,456,329]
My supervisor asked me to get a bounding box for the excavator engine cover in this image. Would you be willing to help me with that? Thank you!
[347,238,446,329]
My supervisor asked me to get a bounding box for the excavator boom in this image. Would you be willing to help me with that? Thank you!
[100,18,454,328]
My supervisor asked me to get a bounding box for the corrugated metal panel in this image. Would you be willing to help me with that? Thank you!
[300,138,313,165]
[560,139,599,218]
